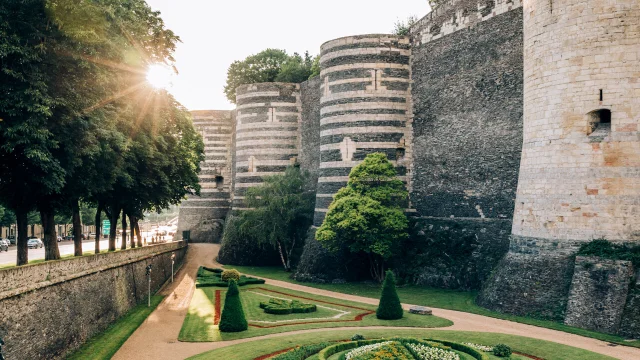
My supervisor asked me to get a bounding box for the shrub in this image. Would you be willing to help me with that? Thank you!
[376,270,404,320]
[218,280,248,332]
[260,298,317,315]
[221,269,241,282]
[493,344,512,357]
[271,342,331,360]
[351,334,365,341]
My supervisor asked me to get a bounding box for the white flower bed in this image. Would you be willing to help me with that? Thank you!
[344,341,392,360]
[463,343,494,352]
[406,343,460,360]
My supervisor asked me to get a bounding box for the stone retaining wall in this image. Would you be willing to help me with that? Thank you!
[0,241,187,359]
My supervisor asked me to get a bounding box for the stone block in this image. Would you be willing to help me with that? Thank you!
[409,306,433,315]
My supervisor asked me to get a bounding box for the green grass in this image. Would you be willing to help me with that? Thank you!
[226,265,640,348]
[178,283,452,342]
[187,329,617,360]
[66,295,163,360]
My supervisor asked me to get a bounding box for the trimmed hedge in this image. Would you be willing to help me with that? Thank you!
[195,266,265,288]
[318,340,382,360]
[376,270,404,320]
[218,280,248,332]
[424,338,489,360]
[259,298,317,315]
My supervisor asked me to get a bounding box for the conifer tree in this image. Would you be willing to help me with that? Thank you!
[376,270,404,320]
[218,280,248,332]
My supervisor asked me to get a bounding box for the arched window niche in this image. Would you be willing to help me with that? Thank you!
[215,176,224,190]
[587,109,611,139]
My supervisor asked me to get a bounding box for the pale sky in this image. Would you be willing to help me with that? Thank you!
[145,0,430,111]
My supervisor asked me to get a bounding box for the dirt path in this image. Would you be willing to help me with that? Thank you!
[113,244,640,360]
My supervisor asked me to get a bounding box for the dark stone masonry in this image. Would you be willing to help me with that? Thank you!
[0,242,187,359]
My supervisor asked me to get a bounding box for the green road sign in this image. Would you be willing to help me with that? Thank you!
[102,220,111,235]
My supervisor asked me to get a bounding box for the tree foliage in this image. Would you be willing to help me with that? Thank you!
[239,166,315,271]
[223,49,319,103]
[393,15,418,36]
[376,270,404,320]
[316,153,408,282]
[0,0,203,265]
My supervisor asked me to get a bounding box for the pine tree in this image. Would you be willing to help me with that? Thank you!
[218,280,248,332]
[376,270,404,320]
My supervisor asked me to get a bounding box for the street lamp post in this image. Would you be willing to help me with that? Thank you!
[146,264,153,307]
[0,336,5,360]
[171,252,176,283]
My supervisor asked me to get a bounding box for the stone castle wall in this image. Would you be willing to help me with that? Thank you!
[0,242,187,359]
[479,0,640,326]
[177,110,233,243]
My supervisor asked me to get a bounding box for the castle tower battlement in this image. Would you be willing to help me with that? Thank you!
[314,34,413,225]
[232,82,302,211]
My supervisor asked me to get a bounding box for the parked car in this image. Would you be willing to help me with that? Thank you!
[27,238,44,249]
[0,239,8,252]
[8,236,16,245]
[89,232,96,239]
[57,236,63,242]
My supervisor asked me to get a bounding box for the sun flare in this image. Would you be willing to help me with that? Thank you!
[146,64,174,89]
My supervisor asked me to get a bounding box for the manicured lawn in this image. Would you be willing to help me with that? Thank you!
[178,284,452,342]
[226,265,640,348]
[66,295,164,360]
[187,329,617,360]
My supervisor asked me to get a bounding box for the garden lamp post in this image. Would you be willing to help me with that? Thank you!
[146,264,153,307]
[171,252,176,283]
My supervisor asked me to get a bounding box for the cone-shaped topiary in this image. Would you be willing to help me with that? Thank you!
[218,280,248,332]
[376,270,404,320]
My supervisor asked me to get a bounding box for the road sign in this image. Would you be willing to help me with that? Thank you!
[102,220,111,235]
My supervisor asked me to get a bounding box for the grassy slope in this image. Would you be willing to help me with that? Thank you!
[187,329,617,360]
[66,295,164,360]
[178,284,452,342]
[226,266,640,348]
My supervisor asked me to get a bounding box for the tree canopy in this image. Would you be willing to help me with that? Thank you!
[316,153,409,282]
[0,0,203,265]
[223,49,320,103]
[239,166,315,271]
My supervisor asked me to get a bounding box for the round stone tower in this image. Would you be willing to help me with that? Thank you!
[479,0,640,318]
[232,83,301,211]
[314,34,413,225]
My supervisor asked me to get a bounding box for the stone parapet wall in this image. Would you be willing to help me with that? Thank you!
[564,256,634,334]
[0,242,187,359]
[0,241,185,296]
[410,0,523,46]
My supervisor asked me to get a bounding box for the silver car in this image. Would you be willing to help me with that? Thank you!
[0,239,8,252]
[27,238,44,249]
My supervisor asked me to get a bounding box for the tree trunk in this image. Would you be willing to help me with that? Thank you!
[72,200,82,256]
[16,208,28,266]
[121,209,127,250]
[108,206,119,251]
[30,223,35,237]
[40,209,60,261]
[135,220,143,247]
[276,242,289,271]
[94,202,102,254]
[129,214,136,248]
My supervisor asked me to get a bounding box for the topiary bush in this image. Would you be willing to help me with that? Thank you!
[376,270,404,320]
[221,269,241,282]
[218,280,248,332]
[259,298,317,315]
[493,344,512,357]
[351,334,365,341]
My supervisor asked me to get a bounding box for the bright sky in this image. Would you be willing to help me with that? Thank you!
[145,0,430,111]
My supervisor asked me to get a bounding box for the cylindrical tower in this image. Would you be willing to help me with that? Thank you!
[232,83,302,211]
[479,0,640,317]
[314,34,412,225]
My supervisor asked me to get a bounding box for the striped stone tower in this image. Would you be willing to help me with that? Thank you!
[314,34,413,225]
[177,110,233,243]
[232,83,302,211]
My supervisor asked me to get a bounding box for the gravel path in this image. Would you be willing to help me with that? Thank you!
[113,244,639,360]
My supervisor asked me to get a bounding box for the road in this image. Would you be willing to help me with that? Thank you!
[0,236,156,266]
